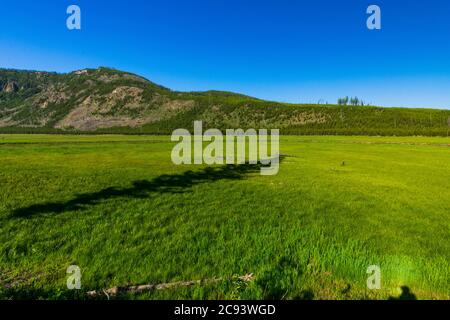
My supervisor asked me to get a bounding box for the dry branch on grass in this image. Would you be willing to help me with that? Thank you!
[86,273,255,298]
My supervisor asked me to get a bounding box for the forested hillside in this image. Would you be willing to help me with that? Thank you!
[1,67,450,136]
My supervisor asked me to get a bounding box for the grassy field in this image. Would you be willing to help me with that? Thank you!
[0,134,449,300]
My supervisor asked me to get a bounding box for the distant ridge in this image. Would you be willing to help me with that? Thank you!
[1,67,450,136]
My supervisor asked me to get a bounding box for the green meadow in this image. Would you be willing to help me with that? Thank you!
[0,134,449,300]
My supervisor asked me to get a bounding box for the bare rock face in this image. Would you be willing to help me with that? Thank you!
[3,81,19,93]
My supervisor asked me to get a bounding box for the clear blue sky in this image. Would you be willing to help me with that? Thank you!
[1,0,450,108]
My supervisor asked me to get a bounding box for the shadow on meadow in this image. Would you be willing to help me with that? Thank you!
[255,255,315,300]
[388,286,417,300]
[0,286,86,300]
[11,157,285,219]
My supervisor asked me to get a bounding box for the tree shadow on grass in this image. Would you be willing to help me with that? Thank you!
[0,286,86,300]
[11,157,285,219]
[293,290,315,300]
[256,254,305,300]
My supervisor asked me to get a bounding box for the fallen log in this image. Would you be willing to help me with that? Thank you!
[87,273,255,298]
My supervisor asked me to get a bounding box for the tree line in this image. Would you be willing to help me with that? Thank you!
[337,96,367,106]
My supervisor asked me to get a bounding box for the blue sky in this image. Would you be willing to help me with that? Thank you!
[1,0,450,108]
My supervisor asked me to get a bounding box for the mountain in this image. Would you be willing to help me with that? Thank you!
[1,67,450,136]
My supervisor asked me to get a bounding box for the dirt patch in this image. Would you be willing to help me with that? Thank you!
[32,85,70,109]
[289,112,328,126]
[0,117,17,127]
[162,99,195,111]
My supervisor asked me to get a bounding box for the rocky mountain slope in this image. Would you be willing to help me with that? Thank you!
[1,67,450,135]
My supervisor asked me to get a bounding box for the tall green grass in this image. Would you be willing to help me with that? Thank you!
[0,135,449,299]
